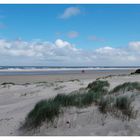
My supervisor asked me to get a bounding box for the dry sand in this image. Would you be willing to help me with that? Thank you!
[0,69,140,136]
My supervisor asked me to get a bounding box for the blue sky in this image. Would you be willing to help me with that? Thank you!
[0,4,140,66]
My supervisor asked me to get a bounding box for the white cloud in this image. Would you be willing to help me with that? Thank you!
[55,39,70,48]
[67,31,79,38]
[93,45,138,65]
[59,7,81,19]
[0,39,140,66]
[129,41,140,51]
[95,46,115,54]
[0,38,82,65]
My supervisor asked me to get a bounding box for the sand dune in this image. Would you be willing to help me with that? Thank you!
[0,69,140,136]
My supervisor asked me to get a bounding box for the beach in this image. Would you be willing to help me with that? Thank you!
[0,68,140,136]
[0,69,134,84]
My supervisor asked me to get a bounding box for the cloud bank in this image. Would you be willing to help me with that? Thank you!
[0,38,140,66]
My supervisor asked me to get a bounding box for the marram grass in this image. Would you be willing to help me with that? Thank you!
[110,82,140,94]
[23,80,109,128]
[23,80,139,129]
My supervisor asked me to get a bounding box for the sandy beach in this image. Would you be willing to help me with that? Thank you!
[0,69,134,84]
[1,3,140,138]
[0,69,140,136]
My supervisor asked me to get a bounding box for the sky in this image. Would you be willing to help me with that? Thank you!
[0,4,140,66]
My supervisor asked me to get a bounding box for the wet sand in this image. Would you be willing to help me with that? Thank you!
[0,69,135,84]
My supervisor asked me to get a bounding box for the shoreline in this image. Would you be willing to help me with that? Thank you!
[0,67,139,72]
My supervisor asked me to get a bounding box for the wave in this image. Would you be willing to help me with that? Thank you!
[0,66,139,71]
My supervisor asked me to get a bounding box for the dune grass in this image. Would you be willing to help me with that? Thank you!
[114,96,136,119]
[114,96,132,111]
[24,99,60,128]
[53,80,110,108]
[53,93,78,107]
[25,89,105,128]
[98,97,110,113]
[98,95,136,120]
[87,80,110,93]
[23,80,139,129]
[23,80,109,128]
[110,82,140,94]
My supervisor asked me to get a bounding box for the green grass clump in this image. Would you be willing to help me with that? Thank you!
[79,92,95,107]
[53,92,96,108]
[74,91,97,107]
[115,96,132,111]
[110,82,140,94]
[53,94,77,107]
[113,96,136,119]
[87,80,110,94]
[24,91,102,128]
[98,97,110,113]
[98,95,136,120]
[24,99,60,128]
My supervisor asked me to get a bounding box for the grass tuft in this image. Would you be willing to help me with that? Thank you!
[114,96,135,119]
[54,94,77,107]
[87,80,110,94]
[24,99,60,128]
[115,96,132,111]
[110,82,140,94]
[98,97,110,113]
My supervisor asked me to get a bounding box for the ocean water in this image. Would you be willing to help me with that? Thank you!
[0,66,138,76]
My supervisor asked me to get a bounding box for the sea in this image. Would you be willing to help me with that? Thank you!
[0,66,139,76]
